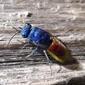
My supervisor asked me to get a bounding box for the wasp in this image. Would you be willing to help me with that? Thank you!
[8,23,69,74]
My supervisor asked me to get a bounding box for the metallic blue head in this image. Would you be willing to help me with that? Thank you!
[21,24,32,38]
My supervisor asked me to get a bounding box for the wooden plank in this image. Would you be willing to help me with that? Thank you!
[0,0,85,85]
[0,31,85,84]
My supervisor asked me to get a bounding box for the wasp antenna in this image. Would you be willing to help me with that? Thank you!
[18,27,22,29]
[7,31,20,47]
[12,26,18,31]
[12,26,22,31]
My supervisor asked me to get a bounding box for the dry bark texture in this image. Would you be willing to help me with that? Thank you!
[0,0,85,85]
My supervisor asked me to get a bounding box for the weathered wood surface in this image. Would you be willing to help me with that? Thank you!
[0,0,85,85]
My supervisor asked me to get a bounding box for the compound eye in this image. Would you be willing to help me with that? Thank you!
[22,34,25,38]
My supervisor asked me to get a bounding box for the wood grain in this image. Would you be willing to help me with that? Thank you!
[0,0,85,85]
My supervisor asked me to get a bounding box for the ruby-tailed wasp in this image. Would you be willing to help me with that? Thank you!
[8,23,69,74]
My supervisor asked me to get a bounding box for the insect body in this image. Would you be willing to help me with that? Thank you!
[21,23,69,63]
[8,23,69,64]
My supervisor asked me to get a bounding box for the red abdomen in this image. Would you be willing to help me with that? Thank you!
[47,39,69,63]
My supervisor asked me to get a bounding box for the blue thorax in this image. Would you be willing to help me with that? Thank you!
[28,27,50,44]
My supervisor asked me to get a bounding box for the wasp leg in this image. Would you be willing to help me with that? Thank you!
[25,48,38,59]
[18,39,31,53]
[17,38,31,44]
[25,39,31,43]
[19,39,32,53]
[43,50,52,75]
[19,43,29,55]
